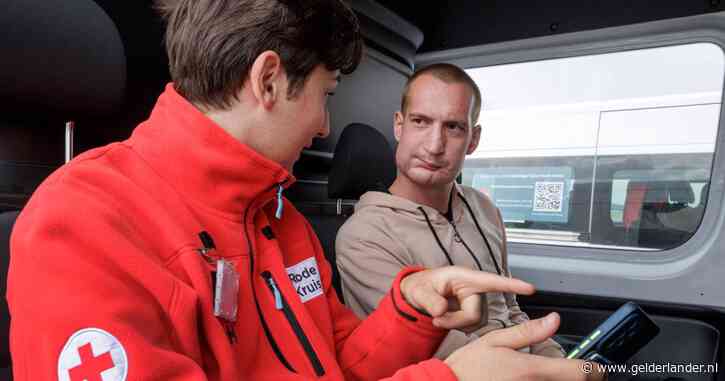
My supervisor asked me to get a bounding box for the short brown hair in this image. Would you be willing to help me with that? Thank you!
[155,0,363,110]
[401,63,482,124]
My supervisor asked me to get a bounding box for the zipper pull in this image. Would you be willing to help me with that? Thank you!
[267,277,284,310]
[275,184,284,219]
[198,231,216,250]
[197,231,217,263]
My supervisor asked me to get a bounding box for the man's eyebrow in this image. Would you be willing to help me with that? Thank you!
[408,112,433,121]
[443,118,469,127]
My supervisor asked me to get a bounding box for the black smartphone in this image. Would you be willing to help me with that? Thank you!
[566,302,660,364]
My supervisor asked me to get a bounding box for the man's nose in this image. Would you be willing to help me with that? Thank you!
[318,111,331,138]
[423,125,445,154]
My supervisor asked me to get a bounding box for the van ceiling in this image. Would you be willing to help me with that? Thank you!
[62,0,725,153]
[374,0,725,52]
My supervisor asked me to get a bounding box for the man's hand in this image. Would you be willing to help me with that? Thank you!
[445,313,606,381]
[399,266,535,329]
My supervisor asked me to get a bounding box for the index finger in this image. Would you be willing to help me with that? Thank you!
[442,267,535,296]
[529,356,607,381]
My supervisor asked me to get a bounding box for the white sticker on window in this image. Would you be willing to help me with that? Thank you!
[286,257,324,303]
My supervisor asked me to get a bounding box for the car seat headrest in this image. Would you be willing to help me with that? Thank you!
[667,181,695,205]
[0,0,126,120]
[328,123,396,199]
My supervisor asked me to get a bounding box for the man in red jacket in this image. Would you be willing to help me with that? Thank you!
[8,1,603,380]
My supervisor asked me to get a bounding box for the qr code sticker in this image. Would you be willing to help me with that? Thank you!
[533,182,564,212]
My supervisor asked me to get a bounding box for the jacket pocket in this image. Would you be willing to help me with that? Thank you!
[261,271,325,377]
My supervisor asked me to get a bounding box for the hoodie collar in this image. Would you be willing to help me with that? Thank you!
[129,84,295,220]
[358,183,466,225]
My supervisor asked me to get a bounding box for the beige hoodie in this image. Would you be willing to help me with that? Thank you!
[335,184,564,359]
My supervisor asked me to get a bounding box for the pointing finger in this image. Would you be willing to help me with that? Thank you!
[442,268,535,296]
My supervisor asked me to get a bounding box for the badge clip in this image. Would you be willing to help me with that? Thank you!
[197,231,239,343]
[213,259,240,322]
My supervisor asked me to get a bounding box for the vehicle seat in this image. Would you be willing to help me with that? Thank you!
[304,123,395,301]
[622,182,648,246]
[0,211,19,380]
[637,182,693,249]
[0,0,127,378]
[657,181,699,233]
[623,182,648,230]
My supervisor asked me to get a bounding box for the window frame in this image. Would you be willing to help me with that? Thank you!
[416,13,725,267]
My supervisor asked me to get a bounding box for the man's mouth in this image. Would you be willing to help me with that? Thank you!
[418,159,443,171]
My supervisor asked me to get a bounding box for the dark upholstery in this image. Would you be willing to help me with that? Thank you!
[666,181,695,204]
[0,1,126,378]
[300,124,397,301]
[0,0,126,119]
[306,214,349,302]
[328,123,396,199]
[0,211,19,378]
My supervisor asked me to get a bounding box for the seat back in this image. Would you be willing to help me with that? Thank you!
[0,1,127,377]
[0,0,126,120]
[0,211,19,372]
[623,181,648,230]
[298,123,396,301]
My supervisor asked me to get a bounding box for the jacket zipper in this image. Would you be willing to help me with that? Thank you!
[246,184,297,373]
[261,271,326,377]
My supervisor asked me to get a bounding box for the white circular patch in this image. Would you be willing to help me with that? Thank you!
[57,328,128,381]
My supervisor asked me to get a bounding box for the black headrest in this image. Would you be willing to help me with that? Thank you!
[0,0,126,119]
[328,123,396,199]
[667,181,695,204]
[643,182,668,204]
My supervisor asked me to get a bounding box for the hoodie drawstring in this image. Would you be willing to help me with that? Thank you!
[418,192,502,275]
[419,207,456,267]
[458,193,502,275]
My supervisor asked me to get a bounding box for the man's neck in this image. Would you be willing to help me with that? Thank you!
[389,176,454,214]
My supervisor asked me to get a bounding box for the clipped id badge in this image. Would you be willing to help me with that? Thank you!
[213,259,240,322]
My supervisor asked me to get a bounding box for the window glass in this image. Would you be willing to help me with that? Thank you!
[464,43,724,250]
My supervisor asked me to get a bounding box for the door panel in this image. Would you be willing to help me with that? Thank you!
[521,293,722,381]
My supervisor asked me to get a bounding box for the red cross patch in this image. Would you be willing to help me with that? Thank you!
[58,328,128,381]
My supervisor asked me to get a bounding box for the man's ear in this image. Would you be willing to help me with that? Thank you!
[467,124,481,154]
[249,51,284,109]
[393,111,404,142]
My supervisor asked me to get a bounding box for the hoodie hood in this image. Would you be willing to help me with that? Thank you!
[354,183,468,226]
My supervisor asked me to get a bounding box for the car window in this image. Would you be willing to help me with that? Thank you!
[463,42,724,250]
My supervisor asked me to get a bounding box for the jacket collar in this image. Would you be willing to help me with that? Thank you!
[129,84,295,220]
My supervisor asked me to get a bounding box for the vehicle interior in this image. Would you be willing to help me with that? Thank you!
[3,1,725,380]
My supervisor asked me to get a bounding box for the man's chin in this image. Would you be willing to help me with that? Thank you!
[407,169,451,188]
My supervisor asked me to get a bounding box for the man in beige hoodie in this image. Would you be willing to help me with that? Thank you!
[336,63,565,359]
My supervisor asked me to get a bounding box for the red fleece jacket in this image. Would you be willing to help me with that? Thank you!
[7,84,458,381]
